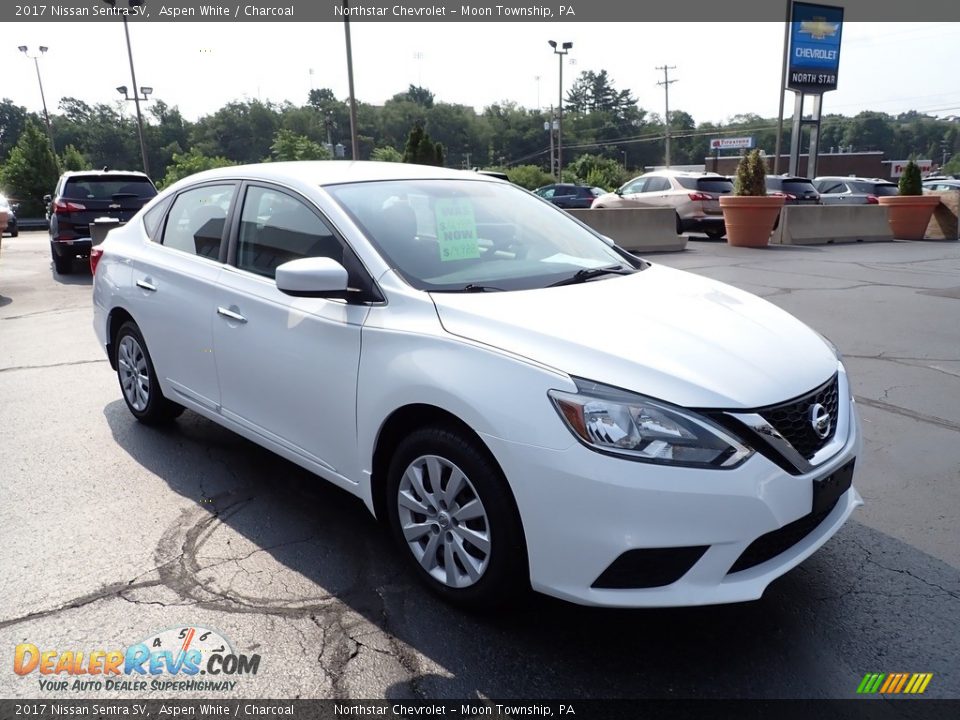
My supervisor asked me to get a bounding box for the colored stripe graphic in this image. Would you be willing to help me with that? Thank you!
[858,673,933,694]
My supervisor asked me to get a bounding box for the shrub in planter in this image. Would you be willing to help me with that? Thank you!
[720,150,784,247]
[878,158,941,240]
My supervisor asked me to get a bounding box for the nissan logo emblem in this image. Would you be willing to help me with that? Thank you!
[809,403,831,440]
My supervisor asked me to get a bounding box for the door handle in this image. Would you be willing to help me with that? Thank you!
[136,279,156,292]
[217,306,247,323]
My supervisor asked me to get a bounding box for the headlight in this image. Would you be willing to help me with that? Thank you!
[549,378,753,468]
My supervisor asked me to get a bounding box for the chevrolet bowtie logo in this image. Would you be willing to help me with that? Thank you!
[799,18,839,40]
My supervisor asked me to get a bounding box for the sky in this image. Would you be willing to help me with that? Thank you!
[6,21,960,126]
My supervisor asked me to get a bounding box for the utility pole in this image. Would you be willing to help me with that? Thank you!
[656,65,677,168]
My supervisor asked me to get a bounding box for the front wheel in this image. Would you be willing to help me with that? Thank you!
[386,426,528,609]
[706,228,726,240]
[114,321,185,425]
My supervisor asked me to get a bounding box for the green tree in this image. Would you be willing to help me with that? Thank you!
[565,70,637,118]
[158,148,236,189]
[191,99,280,164]
[507,164,555,190]
[402,123,444,166]
[0,121,59,216]
[60,144,87,171]
[267,129,332,161]
[371,146,403,162]
[566,153,626,189]
[0,99,32,162]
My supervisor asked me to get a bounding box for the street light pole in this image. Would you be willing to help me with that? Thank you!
[18,45,57,163]
[548,40,572,182]
[656,65,677,168]
[343,0,360,161]
[102,0,150,176]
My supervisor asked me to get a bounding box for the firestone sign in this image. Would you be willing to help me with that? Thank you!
[709,137,754,150]
[787,2,844,94]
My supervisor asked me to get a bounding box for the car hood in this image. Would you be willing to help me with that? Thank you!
[429,264,838,409]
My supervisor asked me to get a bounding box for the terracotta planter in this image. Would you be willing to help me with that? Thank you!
[719,196,785,247]
[877,195,941,240]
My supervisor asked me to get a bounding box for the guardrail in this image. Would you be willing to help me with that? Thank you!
[566,208,687,253]
[770,205,892,245]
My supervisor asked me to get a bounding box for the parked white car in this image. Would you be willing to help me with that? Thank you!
[93,161,862,608]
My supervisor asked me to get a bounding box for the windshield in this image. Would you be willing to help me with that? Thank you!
[327,179,634,291]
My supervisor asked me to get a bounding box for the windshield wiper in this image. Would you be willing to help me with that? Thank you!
[547,264,636,288]
[431,283,506,293]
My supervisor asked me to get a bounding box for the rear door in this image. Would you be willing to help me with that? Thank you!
[129,182,235,412]
[814,180,851,204]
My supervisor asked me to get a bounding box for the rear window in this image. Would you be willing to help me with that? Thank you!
[782,179,818,194]
[873,184,899,196]
[63,176,157,200]
[676,177,734,194]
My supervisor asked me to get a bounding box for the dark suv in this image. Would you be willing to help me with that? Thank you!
[46,170,157,274]
[534,183,605,209]
[765,175,820,205]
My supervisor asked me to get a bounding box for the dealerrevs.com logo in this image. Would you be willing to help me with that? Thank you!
[13,626,260,693]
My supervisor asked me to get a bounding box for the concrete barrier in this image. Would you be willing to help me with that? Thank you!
[567,208,687,253]
[925,191,959,241]
[770,205,892,245]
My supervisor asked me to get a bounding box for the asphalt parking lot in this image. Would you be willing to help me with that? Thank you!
[1,231,958,700]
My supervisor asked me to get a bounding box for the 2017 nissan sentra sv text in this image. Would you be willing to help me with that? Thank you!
[92,161,862,608]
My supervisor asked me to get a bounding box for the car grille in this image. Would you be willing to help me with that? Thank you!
[757,374,839,459]
[727,495,841,574]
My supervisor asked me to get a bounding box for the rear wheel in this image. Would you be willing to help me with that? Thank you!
[114,321,185,425]
[706,228,725,240]
[51,243,72,274]
[386,426,528,609]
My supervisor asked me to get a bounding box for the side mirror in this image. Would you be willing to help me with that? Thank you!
[43,194,52,204]
[615,188,623,196]
[275,256,349,298]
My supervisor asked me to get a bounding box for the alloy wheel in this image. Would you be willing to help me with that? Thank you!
[118,335,150,412]
[397,454,492,589]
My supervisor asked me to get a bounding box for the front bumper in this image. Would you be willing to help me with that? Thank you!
[481,386,861,607]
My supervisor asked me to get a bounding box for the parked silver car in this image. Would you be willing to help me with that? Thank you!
[591,171,733,238]
[813,177,898,205]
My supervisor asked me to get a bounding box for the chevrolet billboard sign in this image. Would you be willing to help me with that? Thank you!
[788,2,844,94]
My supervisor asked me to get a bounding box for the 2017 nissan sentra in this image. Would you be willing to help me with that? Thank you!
[92,162,862,608]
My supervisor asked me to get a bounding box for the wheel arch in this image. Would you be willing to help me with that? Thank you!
[106,307,137,370]
[370,403,521,531]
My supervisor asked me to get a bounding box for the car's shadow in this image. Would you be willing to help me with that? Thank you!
[52,263,93,285]
[103,402,960,698]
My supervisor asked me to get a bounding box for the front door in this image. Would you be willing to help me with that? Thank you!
[212,184,368,478]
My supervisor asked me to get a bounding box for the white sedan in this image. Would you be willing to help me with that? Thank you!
[92,161,862,608]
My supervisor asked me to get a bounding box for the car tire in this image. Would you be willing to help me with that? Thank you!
[706,228,725,240]
[51,244,72,274]
[675,213,683,235]
[386,425,528,609]
[114,321,185,425]
[9,227,17,238]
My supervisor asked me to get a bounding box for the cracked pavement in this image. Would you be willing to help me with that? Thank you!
[1,233,958,699]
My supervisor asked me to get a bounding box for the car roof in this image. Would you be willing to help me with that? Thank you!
[61,170,152,179]
[767,175,814,182]
[643,170,728,178]
[814,176,895,184]
[179,161,493,188]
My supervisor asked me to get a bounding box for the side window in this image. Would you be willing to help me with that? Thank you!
[161,184,234,258]
[142,196,174,242]
[647,177,670,192]
[237,186,344,280]
[622,178,647,194]
[540,188,556,199]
